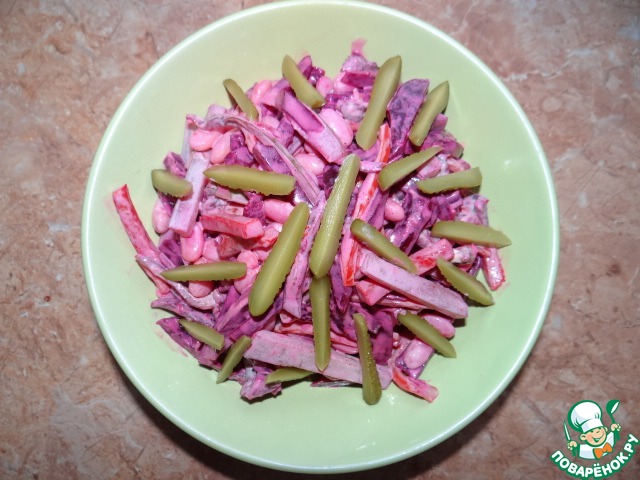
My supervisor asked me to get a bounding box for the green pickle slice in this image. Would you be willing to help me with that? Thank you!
[397,312,456,358]
[431,220,511,248]
[436,257,494,306]
[178,319,225,350]
[353,313,382,405]
[417,167,482,194]
[151,169,192,198]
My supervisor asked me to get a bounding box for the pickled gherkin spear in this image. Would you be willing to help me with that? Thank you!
[216,336,252,384]
[161,261,247,281]
[309,154,361,278]
[223,78,259,120]
[378,146,442,191]
[436,257,494,306]
[204,165,295,196]
[178,319,225,350]
[397,312,456,358]
[266,367,313,384]
[353,313,382,405]
[151,169,192,198]
[310,276,331,371]
[282,54,326,109]
[350,219,417,273]
[409,81,449,147]
[431,220,511,248]
[417,167,482,194]
[249,202,310,316]
[356,55,402,150]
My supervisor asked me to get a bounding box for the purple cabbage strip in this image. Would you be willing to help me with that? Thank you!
[388,188,434,252]
[243,194,266,225]
[296,55,325,85]
[215,289,249,334]
[335,51,379,90]
[386,79,429,161]
[280,92,345,164]
[157,230,183,267]
[253,143,289,174]
[224,132,254,166]
[151,292,216,328]
[163,151,186,177]
[228,295,283,344]
[235,364,282,401]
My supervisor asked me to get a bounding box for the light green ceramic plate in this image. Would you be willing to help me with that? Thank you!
[82,0,558,473]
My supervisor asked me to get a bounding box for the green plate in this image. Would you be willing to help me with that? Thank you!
[82,0,558,473]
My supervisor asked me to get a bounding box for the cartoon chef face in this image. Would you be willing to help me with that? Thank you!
[581,425,609,447]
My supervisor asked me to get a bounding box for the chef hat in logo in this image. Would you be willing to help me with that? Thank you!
[568,401,604,433]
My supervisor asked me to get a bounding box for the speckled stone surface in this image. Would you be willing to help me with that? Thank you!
[1,1,639,478]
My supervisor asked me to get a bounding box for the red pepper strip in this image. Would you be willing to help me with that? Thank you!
[391,365,439,402]
[215,235,244,259]
[340,123,391,286]
[112,185,170,295]
[201,210,264,239]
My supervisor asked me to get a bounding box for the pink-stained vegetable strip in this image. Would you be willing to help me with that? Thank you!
[201,210,264,239]
[479,246,506,290]
[168,152,210,236]
[359,250,468,319]
[391,365,439,402]
[341,123,391,286]
[281,92,345,164]
[112,185,170,294]
[244,330,392,388]
[356,238,454,305]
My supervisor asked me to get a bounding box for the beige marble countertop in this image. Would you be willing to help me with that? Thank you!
[2,1,639,478]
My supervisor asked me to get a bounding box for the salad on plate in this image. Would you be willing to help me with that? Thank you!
[113,41,510,405]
